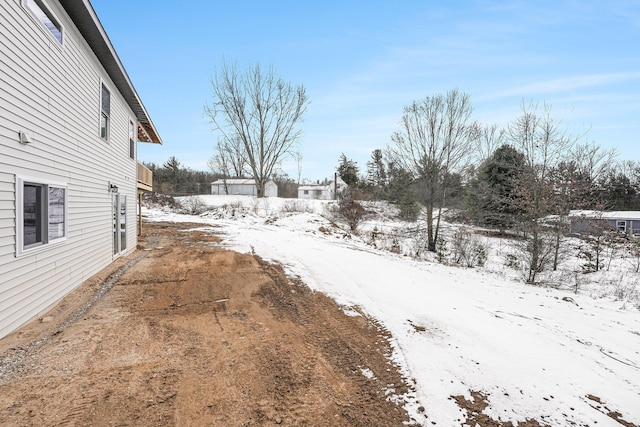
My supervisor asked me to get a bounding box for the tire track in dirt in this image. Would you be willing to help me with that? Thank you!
[0,222,415,426]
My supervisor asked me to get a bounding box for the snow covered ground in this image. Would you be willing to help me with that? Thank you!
[144,195,640,426]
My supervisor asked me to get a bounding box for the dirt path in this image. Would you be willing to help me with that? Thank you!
[0,222,415,426]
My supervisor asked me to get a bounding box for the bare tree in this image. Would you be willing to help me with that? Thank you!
[205,62,309,197]
[508,101,579,284]
[475,123,506,165]
[388,89,477,251]
[294,151,303,185]
[208,135,249,177]
[571,141,617,185]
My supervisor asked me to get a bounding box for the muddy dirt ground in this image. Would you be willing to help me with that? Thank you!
[0,222,417,426]
[0,221,559,427]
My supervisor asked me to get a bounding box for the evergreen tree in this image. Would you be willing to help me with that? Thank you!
[365,149,387,198]
[337,153,360,187]
[468,144,526,230]
[600,171,639,210]
[387,162,419,221]
[146,158,220,195]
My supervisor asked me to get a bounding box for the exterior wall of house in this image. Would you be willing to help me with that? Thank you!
[211,183,257,196]
[264,181,278,198]
[570,216,640,238]
[298,186,330,200]
[211,180,278,197]
[609,219,640,237]
[0,0,139,338]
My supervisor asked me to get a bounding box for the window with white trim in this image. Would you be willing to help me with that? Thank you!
[24,0,63,44]
[100,83,110,140]
[17,177,67,254]
[616,220,627,233]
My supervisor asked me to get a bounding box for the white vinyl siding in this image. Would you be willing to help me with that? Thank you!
[0,0,139,339]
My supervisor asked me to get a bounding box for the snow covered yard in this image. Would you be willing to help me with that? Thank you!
[145,195,640,426]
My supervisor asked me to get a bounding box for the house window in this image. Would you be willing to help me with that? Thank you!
[18,177,67,254]
[24,0,63,44]
[303,190,309,195]
[129,120,135,159]
[100,83,110,140]
[616,220,627,233]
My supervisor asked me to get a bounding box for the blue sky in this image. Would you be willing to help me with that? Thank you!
[92,0,640,181]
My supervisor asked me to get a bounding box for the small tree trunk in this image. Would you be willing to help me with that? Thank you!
[552,228,561,271]
[528,227,540,284]
[426,208,435,252]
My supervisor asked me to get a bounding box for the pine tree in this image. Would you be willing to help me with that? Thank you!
[468,144,526,230]
[337,153,360,187]
[365,149,387,196]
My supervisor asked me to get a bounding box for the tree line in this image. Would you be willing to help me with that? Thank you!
[155,60,639,284]
[333,90,639,283]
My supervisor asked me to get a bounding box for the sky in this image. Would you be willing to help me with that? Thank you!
[91,0,640,182]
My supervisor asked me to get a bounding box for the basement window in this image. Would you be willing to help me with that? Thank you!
[17,176,67,255]
[24,0,63,44]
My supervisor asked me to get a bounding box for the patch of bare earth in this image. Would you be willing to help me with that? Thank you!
[0,222,414,426]
[452,391,549,427]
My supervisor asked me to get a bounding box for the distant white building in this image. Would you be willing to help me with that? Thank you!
[298,178,347,200]
[210,179,278,197]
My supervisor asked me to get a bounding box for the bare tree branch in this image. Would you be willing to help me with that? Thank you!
[388,88,478,251]
[205,62,309,197]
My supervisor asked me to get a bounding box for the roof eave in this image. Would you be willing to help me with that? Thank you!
[59,0,162,144]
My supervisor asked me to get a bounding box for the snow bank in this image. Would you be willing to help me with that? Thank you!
[144,196,640,426]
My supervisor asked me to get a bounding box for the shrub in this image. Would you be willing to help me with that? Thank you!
[436,237,449,264]
[333,196,366,232]
[398,199,420,222]
[451,228,488,267]
[281,200,313,214]
[180,196,207,215]
[143,192,180,210]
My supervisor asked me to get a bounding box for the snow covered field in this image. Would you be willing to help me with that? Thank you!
[145,195,640,426]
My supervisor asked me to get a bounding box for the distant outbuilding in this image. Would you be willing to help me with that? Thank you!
[298,177,347,200]
[211,178,278,197]
[570,210,640,238]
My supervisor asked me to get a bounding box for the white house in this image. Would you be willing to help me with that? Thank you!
[210,179,278,197]
[298,178,347,200]
[0,0,162,339]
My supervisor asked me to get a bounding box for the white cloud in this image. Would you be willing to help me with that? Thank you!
[490,73,640,99]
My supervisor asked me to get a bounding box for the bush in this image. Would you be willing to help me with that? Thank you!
[397,199,420,222]
[281,200,313,214]
[180,196,207,215]
[333,196,366,232]
[451,228,488,267]
[143,192,180,210]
